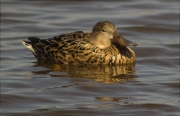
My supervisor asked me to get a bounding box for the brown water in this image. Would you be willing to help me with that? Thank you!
[1,1,179,116]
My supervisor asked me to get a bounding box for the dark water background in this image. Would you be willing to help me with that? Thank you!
[1,1,179,116]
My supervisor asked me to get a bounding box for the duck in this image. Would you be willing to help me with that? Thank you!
[21,21,137,65]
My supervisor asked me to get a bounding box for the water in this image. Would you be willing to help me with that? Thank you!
[1,1,179,116]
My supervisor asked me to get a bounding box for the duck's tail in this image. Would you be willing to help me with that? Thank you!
[20,37,44,59]
[21,39,36,54]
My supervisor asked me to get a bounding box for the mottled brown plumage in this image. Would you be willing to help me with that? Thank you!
[21,21,137,65]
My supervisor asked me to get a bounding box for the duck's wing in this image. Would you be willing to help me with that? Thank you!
[43,38,102,64]
[21,31,91,61]
[27,31,91,48]
[45,31,91,44]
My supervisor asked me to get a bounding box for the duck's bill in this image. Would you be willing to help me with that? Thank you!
[111,34,138,47]
[124,38,138,46]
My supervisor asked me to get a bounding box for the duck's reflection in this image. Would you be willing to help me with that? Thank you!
[32,62,137,84]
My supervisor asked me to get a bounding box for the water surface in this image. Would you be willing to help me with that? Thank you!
[1,1,179,116]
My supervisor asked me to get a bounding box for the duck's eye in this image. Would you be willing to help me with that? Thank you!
[101,29,106,32]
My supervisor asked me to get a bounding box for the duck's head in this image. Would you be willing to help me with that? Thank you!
[89,21,138,49]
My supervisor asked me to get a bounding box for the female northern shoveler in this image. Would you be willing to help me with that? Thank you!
[21,21,137,65]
